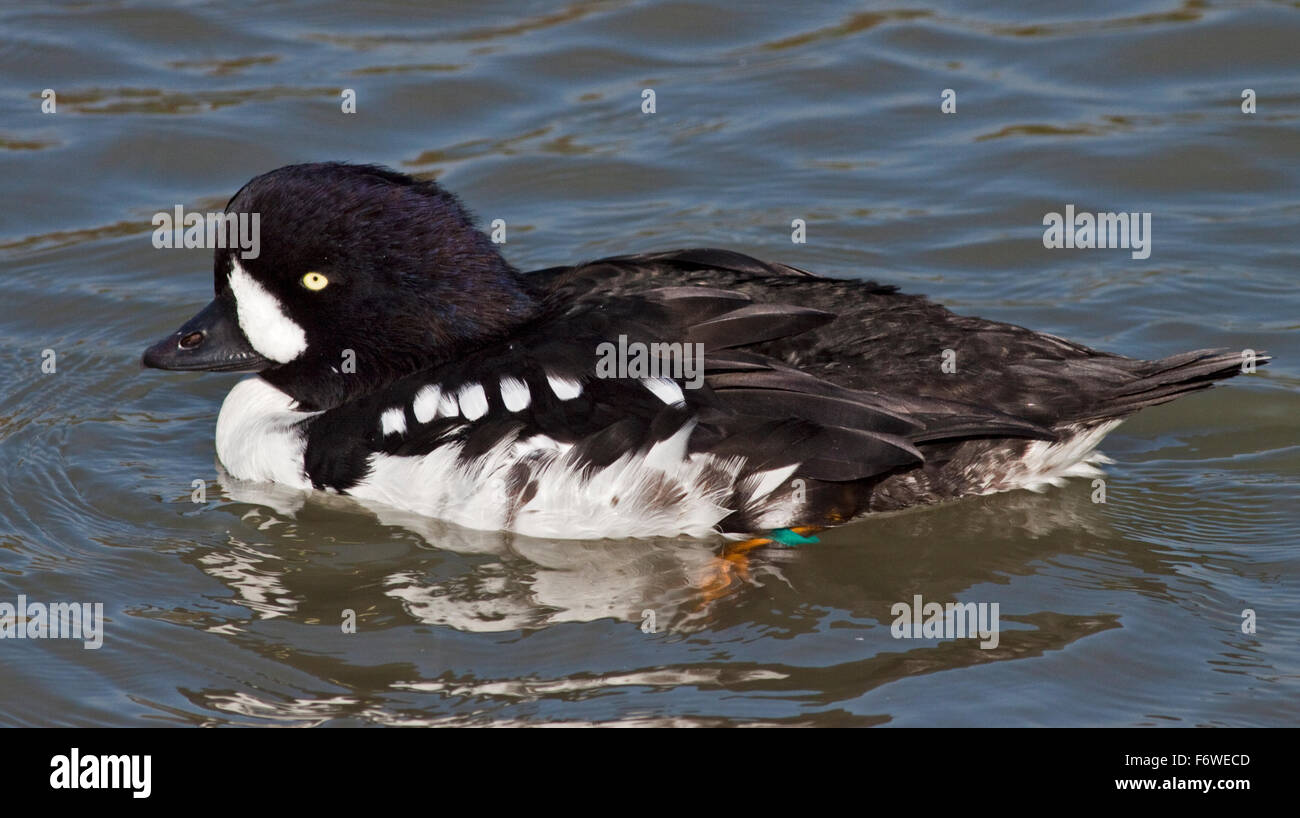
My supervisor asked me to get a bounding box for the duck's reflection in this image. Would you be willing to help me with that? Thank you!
[203,464,786,633]
[160,470,1186,724]
[197,463,1117,637]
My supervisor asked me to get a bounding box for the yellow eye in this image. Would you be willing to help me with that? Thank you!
[301,272,329,291]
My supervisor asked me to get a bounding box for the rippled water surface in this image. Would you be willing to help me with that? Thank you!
[1,0,1297,726]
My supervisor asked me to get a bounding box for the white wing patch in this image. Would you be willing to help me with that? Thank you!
[380,407,407,437]
[228,260,308,363]
[642,377,685,406]
[546,373,582,401]
[437,390,460,418]
[412,385,443,423]
[457,383,489,421]
[499,377,530,412]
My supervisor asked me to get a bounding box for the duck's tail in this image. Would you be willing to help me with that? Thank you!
[1073,348,1269,424]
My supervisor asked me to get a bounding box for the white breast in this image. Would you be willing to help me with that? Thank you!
[215,378,317,489]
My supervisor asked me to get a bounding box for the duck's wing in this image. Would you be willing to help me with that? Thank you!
[528,247,825,296]
[299,287,1054,519]
[527,248,1265,430]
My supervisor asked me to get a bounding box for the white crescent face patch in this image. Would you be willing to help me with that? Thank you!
[228,259,308,363]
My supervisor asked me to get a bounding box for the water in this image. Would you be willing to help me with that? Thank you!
[1,0,1296,726]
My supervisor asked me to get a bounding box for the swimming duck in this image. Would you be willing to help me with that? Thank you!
[143,162,1264,540]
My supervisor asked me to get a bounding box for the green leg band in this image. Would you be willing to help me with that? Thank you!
[768,528,820,546]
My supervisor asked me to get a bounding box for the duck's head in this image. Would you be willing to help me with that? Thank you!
[143,162,537,411]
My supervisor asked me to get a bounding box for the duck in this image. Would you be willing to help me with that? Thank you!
[143,162,1266,541]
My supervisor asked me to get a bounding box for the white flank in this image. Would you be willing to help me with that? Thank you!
[740,463,804,530]
[348,419,744,539]
[747,463,799,501]
[412,385,443,423]
[994,420,1122,493]
[643,377,685,406]
[516,434,568,454]
[215,378,317,488]
[546,373,582,401]
[380,407,406,437]
[499,377,530,412]
[228,260,308,363]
